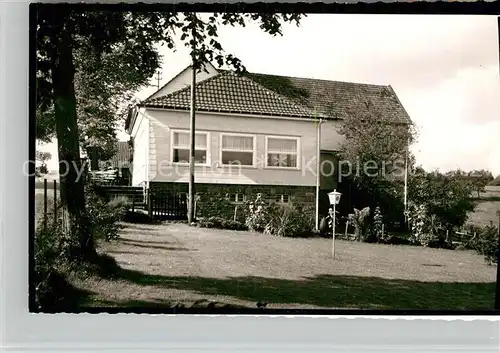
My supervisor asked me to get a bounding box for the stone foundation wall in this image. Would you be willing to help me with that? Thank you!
[149,182,316,220]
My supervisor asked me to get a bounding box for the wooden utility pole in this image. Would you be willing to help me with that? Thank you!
[315,118,322,231]
[403,137,409,227]
[495,16,500,309]
[495,210,500,309]
[187,13,197,224]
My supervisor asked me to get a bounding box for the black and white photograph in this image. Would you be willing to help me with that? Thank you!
[31,4,500,313]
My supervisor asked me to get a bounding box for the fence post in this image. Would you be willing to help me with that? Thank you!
[344,220,349,237]
[234,205,238,222]
[147,189,152,219]
[53,180,57,227]
[43,178,48,230]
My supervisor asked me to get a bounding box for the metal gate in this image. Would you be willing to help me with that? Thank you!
[147,190,188,220]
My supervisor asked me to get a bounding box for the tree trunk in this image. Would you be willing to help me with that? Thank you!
[89,147,99,171]
[49,24,95,260]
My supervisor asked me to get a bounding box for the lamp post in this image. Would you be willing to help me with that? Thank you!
[328,189,342,259]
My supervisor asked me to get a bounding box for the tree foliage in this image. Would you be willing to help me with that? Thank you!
[408,167,476,231]
[338,107,416,186]
[35,6,304,259]
[337,105,417,222]
[36,10,304,154]
[35,151,52,177]
[468,170,494,198]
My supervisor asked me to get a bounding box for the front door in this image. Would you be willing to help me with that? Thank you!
[320,151,339,191]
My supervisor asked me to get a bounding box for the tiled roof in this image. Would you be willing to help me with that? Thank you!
[246,73,411,124]
[141,70,411,124]
[142,70,320,118]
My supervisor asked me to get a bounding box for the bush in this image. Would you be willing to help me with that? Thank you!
[408,168,476,231]
[475,225,499,264]
[34,223,80,311]
[86,192,129,241]
[347,207,370,241]
[462,224,499,264]
[263,203,314,238]
[196,196,237,220]
[242,195,314,237]
[197,216,248,231]
[244,195,268,232]
[406,203,452,248]
[365,206,392,243]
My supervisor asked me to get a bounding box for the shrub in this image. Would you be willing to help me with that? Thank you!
[406,203,451,248]
[425,214,452,248]
[407,203,431,246]
[464,224,499,265]
[243,195,314,237]
[476,225,499,264]
[196,195,237,220]
[347,207,370,241]
[408,168,476,231]
[34,222,80,311]
[197,216,248,231]
[244,194,268,232]
[263,203,314,238]
[86,192,129,241]
[367,206,390,243]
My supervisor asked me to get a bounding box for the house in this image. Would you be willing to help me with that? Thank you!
[125,62,411,215]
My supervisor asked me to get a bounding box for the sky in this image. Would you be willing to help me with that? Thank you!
[39,14,500,176]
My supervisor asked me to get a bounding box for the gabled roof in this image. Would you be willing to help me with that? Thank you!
[245,73,411,124]
[143,61,219,102]
[140,70,320,118]
[139,69,411,124]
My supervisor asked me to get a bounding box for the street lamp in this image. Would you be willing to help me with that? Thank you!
[327,189,342,259]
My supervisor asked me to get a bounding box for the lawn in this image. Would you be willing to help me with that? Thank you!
[73,222,497,310]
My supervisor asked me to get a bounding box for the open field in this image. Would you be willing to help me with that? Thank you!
[478,185,500,200]
[467,186,500,227]
[73,222,496,310]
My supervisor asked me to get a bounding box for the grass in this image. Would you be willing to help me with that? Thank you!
[68,222,496,311]
[467,186,500,228]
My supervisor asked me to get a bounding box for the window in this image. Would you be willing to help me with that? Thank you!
[172,130,208,164]
[305,192,315,203]
[225,193,245,203]
[220,134,255,166]
[270,194,290,203]
[266,136,299,168]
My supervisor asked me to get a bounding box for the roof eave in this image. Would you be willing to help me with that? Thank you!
[140,104,329,120]
[387,85,413,125]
